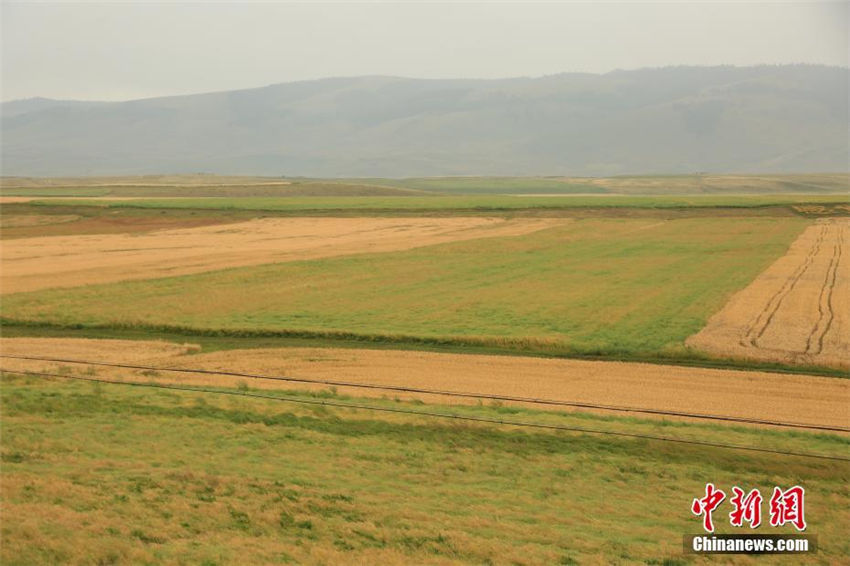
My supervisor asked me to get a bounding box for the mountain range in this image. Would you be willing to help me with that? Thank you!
[2,65,847,177]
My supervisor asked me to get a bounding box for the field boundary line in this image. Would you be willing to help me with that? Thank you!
[2,354,848,433]
[3,367,849,463]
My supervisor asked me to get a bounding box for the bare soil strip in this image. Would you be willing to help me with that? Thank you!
[0,217,562,294]
[0,214,81,228]
[0,210,246,240]
[688,218,850,369]
[1,338,847,429]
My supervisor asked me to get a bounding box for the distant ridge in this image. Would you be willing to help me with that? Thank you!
[2,65,847,176]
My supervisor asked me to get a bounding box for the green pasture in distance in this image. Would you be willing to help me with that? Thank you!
[338,176,606,194]
[1,217,807,361]
[329,173,849,195]
[0,182,426,199]
[28,193,850,212]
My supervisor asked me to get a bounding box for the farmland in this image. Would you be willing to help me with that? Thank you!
[3,337,848,429]
[334,173,850,195]
[12,192,850,213]
[2,370,849,565]
[3,172,848,196]
[0,176,428,198]
[689,219,850,369]
[0,217,560,293]
[0,203,268,239]
[0,217,811,365]
[1,173,849,564]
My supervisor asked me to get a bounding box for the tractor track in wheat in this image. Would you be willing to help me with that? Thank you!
[690,219,849,369]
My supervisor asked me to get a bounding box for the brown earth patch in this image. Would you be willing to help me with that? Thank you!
[688,218,850,369]
[0,210,244,240]
[0,214,80,228]
[0,217,563,294]
[1,338,847,430]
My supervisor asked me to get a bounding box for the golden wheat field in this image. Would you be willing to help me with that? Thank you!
[2,337,848,429]
[0,216,562,293]
[688,218,849,369]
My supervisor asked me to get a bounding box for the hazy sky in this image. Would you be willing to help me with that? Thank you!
[1,1,847,102]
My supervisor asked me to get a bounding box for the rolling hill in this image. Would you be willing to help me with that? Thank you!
[2,65,847,177]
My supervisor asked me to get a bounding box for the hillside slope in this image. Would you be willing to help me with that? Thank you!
[2,65,847,176]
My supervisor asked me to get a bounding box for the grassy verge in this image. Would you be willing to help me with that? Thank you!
[2,372,848,565]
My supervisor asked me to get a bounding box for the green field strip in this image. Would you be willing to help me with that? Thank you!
[26,193,850,212]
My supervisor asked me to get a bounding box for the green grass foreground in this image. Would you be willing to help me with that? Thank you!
[27,193,850,212]
[2,217,808,361]
[2,372,848,565]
